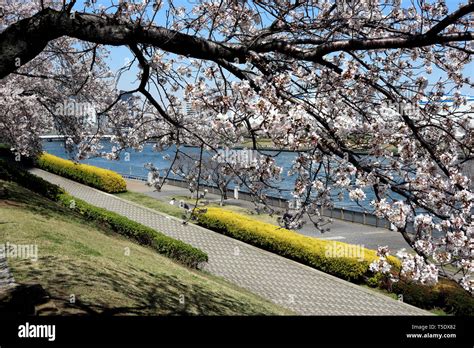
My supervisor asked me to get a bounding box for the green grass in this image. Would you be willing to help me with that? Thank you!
[240,138,275,149]
[360,285,398,301]
[115,191,185,219]
[119,191,282,226]
[0,180,292,315]
[429,309,448,316]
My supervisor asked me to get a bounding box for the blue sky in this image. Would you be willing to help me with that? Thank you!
[71,0,473,95]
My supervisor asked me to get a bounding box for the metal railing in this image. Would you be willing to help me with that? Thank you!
[119,173,414,231]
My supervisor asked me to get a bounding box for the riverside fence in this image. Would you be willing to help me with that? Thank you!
[121,173,415,233]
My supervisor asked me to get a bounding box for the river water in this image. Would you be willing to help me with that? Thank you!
[43,140,400,212]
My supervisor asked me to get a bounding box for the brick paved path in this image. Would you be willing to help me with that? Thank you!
[31,168,429,315]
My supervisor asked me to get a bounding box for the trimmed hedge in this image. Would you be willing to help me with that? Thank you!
[0,159,65,201]
[0,160,208,269]
[392,279,474,316]
[58,194,208,268]
[37,153,127,193]
[196,207,400,281]
[197,207,474,315]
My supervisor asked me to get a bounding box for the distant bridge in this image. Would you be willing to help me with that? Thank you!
[40,135,113,141]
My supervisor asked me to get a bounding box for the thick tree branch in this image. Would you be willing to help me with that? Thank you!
[1,4,474,79]
[0,8,246,79]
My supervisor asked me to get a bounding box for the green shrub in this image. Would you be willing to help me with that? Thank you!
[196,207,400,282]
[393,279,474,316]
[437,280,474,316]
[444,290,474,316]
[0,159,65,201]
[392,281,439,310]
[37,153,127,193]
[197,207,474,315]
[57,194,208,268]
[0,159,207,269]
[367,273,385,288]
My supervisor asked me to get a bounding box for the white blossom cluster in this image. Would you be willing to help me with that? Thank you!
[396,249,439,285]
[369,246,393,276]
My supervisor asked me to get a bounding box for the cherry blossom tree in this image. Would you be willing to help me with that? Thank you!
[0,0,473,292]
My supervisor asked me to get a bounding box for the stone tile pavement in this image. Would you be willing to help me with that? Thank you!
[125,178,413,251]
[30,168,430,315]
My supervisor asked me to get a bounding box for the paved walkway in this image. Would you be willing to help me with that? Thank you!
[125,179,413,251]
[31,169,429,315]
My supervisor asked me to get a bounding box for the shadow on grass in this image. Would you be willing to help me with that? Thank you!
[3,256,269,316]
[0,180,69,220]
[0,180,122,239]
[0,179,280,316]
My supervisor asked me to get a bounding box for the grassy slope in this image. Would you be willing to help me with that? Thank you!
[0,180,291,315]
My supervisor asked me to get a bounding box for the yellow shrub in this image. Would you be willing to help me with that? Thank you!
[37,153,127,193]
[197,207,400,281]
